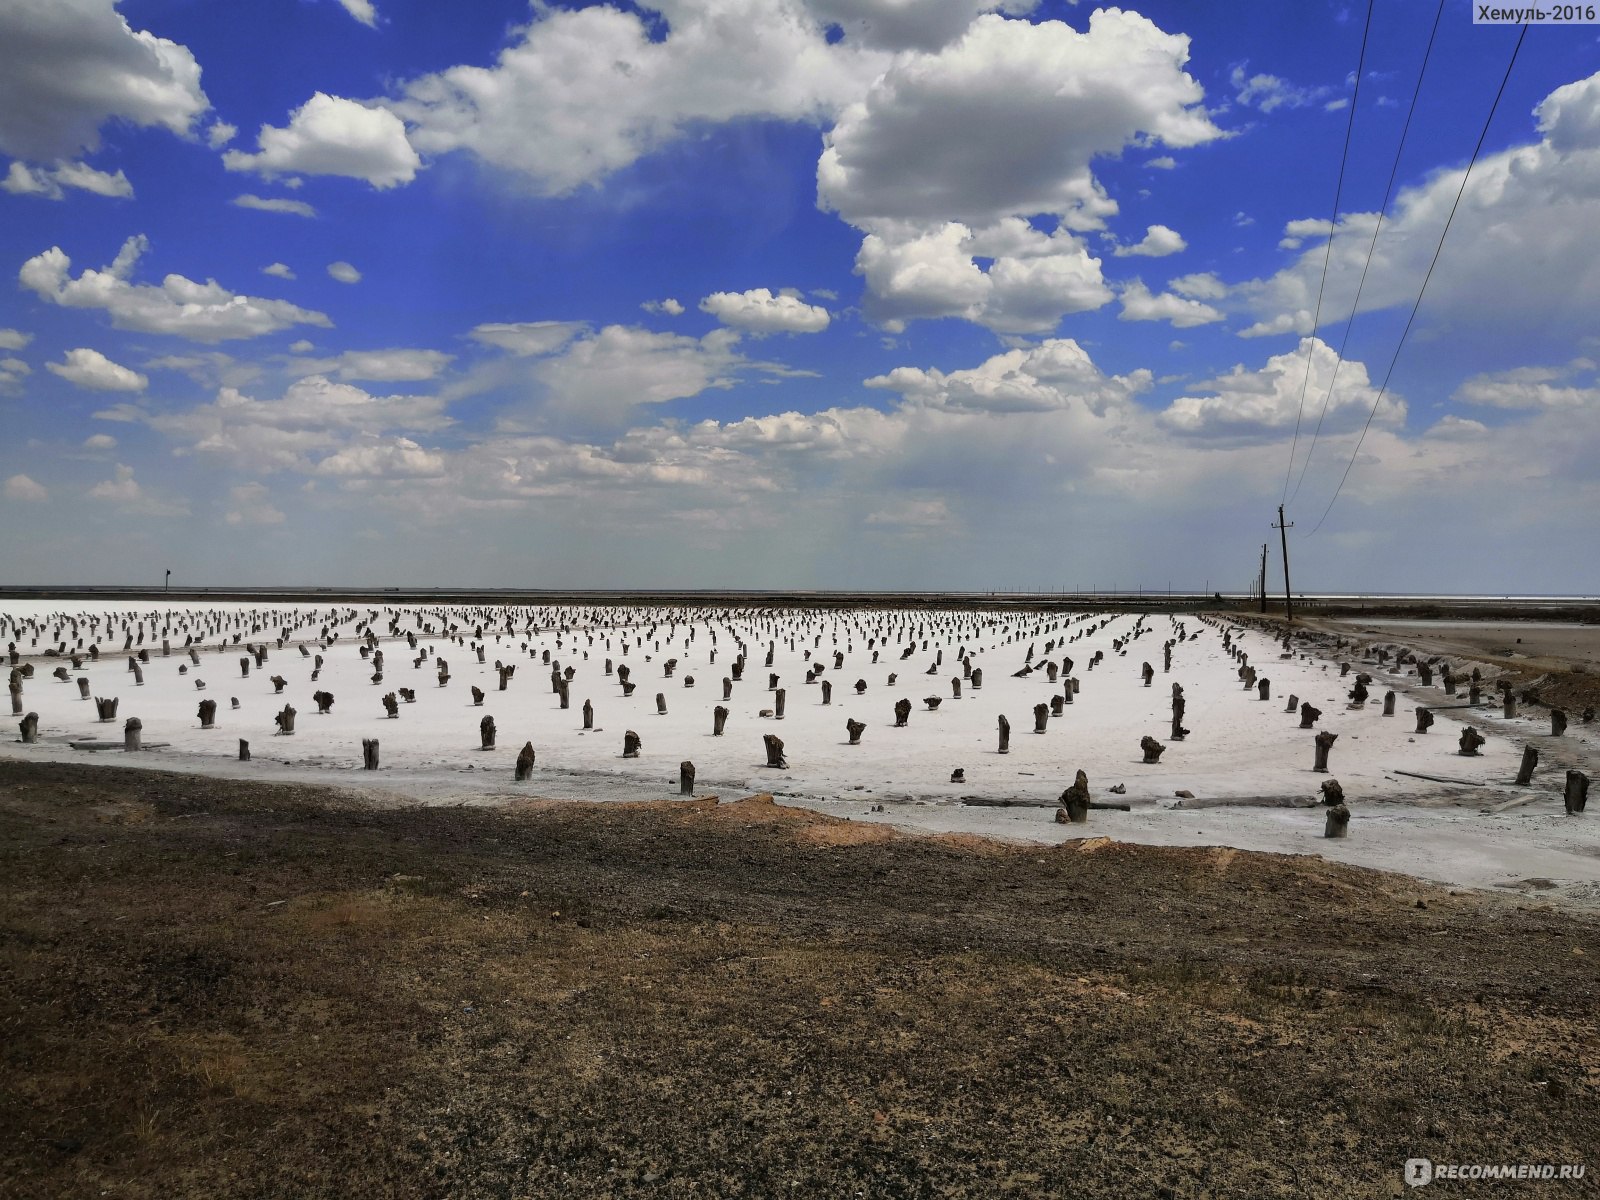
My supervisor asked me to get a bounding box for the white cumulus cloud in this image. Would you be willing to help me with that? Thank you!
[20,235,332,343]
[327,261,362,284]
[0,0,208,162]
[225,92,420,188]
[1112,223,1186,258]
[700,288,830,333]
[2,159,133,200]
[46,347,148,391]
[5,474,47,502]
[1118,280,1223,328]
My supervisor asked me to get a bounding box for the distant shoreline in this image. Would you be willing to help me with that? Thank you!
[2,586,1597,622]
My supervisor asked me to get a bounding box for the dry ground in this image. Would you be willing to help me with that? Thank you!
[2,759,1597,1199]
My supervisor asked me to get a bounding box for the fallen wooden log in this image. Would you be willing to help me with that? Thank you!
[1391,769,1485,787]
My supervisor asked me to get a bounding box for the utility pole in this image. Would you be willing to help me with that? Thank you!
[1258,544,1268,614]
[1272,506,1294,623]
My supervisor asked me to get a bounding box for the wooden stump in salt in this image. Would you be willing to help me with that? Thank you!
[77,677,90,699]
[124,718,142,752]
[270,675,287,694]
[1565,770,1589,815]
[1140,735,1165,764]
[19,711,38,743]
[1415,708,1434,734]
[1320,778,1344,806]
[1257,678,1270,702]
[1313,730,1337,772]
[481,715,496,749]
[499,665,514,691]
[1516,745,1539,786]
[722,677,733,701]
[1056,769,1091,824]
[1141,663,1154,687]
[1033,703,1049,733]
[583,699,595,730]
[314,690,334,714]
[854,679,867,694]
[515,742,536,781]
[775,688,786,719]
[1382,691,1395,717]
[558,679,571,710]
[1050,695,1064,716]
[198,699,217,728]
[894,698,911,727]
[763,733,786,769]
[471,685,485,706]
[240,657,250,677]
[950,768,965,783]
[1285,694,1298,714]
[1299,702,1321,729]
[713,705,728,736]
[1458,727,1485,757]
[362,739,379,770]
[382,693,399,718]
[655,692,667,715]
[821,680,833,705]
[1503,694,1517,719]
[623,730,642,758]
[970,668,983,689]
[847,718,865,745]
[275,705,296,734]
[239,739,250,761]
[1551,710,1567,737]
[1324,804,1350,839]
[680,760,695,796]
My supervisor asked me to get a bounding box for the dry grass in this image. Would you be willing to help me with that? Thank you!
[2,759,1597,1199]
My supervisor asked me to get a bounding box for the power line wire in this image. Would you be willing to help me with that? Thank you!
[1287,0,1445,506]
[1280,0,1376,508]
[1307,22,1528,537]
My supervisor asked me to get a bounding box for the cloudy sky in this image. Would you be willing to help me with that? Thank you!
[2,0,1597,593]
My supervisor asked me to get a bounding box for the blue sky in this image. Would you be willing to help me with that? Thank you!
[2,0,1597,592]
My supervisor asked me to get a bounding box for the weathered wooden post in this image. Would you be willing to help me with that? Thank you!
[19,711,38,743]
[711,705,728,737]
[239,739,251,761]
[847,718,865,745]
[1299,702,1321,729]
[582,698,594,729]
[1141,662,1154,687]
[1516,745,1539,786]
[240,656,250,677]
[270,674,287,694]
[950,677,960,700]
[1551,710,1568,737]
[124,717,142,751]
[1415,708,1434,734]
[680,760,695,796]
[1258,677,1271,702]
[623,730,641,758]
[198,698,217,728]
[499,664,514,691]
[774,688,786,719]
[1458,727,1485,756]
[515,742,535,781]
[1140,735,1165,763]
[1320,778,1344,806]
[1564,770,1589,814]
[970,667,983,689]
[362,738,379,770]
[1033,703,1049,733]
[821,679,833,705]
[894,697,911,727]
[382,692,399,718]
[76,676,90,699]
[471,685,485,706]
[558,679,571,710]
[655,692,667,715]
[1056,769,1091,824]
[1313,730,1337,772]
[275,705,297,734]
[1503,693,1517,719]
[1050,695,1064,716]
[480,715,496,749]
[1382,690,1395,716]
[1285,694,1298,713]
[763,733,787,768]
[1324,804,1350,838]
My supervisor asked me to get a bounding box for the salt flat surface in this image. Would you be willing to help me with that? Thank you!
[4,601,1597,902]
